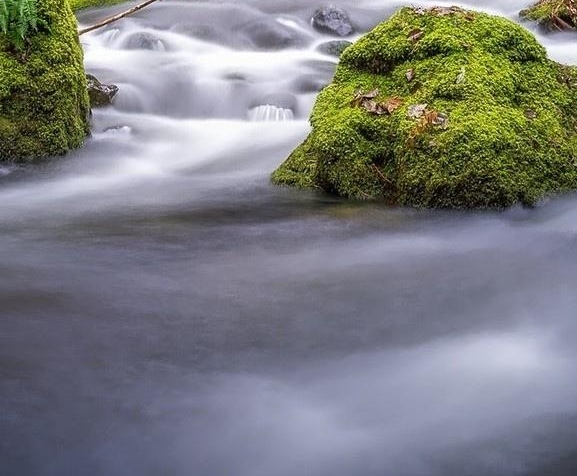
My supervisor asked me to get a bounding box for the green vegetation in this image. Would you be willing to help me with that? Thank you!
[69,0,128,11]
[520,0,577,30]
[0,0,45,51]
[273,6,577,209]
[0,0,90,161]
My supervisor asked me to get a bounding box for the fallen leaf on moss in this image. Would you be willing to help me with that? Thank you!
[426,110,449,128]
[408,104,428,119]
[408,28,424,43]
[362,98,403,116]
[431,6,465,16]
[353,91,404,116]
[351,88,379,106]
[362,100,382,114]
[384,96,404,113]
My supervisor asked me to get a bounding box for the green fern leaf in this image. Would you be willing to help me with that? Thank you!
[0,0,42,51]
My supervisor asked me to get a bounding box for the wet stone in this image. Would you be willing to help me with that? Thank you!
[86,74,119,108]
[292,74,330,93]
[123,32,166,51]
[316,40,353,57]
[311,5,354,36]
[239,18,312,50]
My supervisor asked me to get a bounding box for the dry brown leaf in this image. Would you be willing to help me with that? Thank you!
[408,104,428,119]
[384,96,404,114]
[408,28,424,43]
[351,88,379,107]
[362,100,383,115]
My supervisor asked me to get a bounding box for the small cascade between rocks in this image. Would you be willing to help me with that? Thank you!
[248,104,295,121]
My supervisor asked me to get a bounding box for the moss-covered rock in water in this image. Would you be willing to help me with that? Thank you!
[0,0,90,162]
[520,0,577,31]
[70,0,127,11]
[272,6,577,208]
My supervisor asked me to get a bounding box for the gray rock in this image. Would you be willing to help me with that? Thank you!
[86,74,119,108]
[316,40,353,57]
[311,5,354,37]
[124,32,166,51]
[302,59,338,75]
[170,23,219,41]
[239,18,312,50]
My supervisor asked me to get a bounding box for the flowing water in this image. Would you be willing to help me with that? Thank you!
[2,1,577,474]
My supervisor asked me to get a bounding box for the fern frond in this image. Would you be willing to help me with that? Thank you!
[0,0,42,51]
[0,0,10,35]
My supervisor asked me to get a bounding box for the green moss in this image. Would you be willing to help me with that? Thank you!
[273,6,577,209]
[69,0,128,11]
[0,0,90,162]
[520,0,577,30]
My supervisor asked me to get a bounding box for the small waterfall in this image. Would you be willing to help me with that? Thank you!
[248,104,295,121]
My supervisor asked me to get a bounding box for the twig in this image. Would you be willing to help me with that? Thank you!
[78,0,161,36]
[371,163,392,184]
[552,13,576,30]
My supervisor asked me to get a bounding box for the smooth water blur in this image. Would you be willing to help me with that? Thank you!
[2,1,577,475]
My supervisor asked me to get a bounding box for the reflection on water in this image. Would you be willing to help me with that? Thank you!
[1,0,577,475]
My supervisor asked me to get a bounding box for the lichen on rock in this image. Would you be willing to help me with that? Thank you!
[520,0,577,31]
[0,0,90,162]
[272,6,577,209]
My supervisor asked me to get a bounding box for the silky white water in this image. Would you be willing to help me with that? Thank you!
[1,1,577,475]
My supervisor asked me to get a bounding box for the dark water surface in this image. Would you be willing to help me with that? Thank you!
[2,1,577,475]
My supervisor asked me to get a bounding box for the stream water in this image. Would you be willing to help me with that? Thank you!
[2,1,577,474]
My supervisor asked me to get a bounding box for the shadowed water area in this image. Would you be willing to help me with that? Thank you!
[2,0,577,474]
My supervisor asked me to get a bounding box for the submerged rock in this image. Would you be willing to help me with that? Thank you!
[86,74,119,108]
[273,6,577,209]
[291,74,330,93]
[520,0,577,31]
[316,40,353,57]
[239,18,312,50]
[311,5,354,37]
[0,0,90,161]
[124,32,166,51]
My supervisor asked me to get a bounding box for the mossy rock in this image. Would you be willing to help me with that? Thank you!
[0,0,90,162]
[520,0,577,31]
[70,0,128,11]
[272,6,577,209]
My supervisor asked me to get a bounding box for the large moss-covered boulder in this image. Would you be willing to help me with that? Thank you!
[273,6,577,208]
[0,0,90,162]
[520,0,577,31]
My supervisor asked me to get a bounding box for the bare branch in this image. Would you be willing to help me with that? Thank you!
[78,0,161,36]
